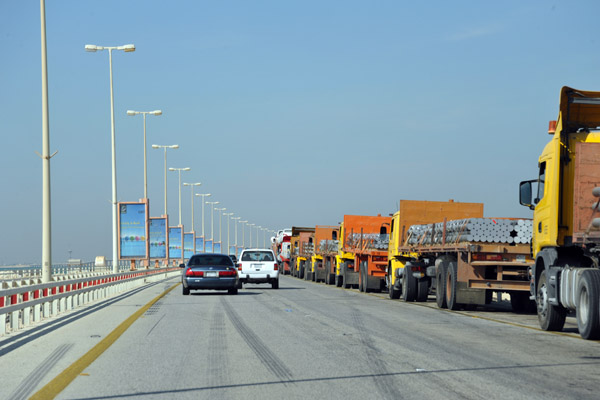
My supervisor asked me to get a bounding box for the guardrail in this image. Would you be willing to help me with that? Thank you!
[0,261,135,283]
[0,267,182,336]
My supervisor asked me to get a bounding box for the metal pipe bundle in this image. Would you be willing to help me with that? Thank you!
[346,233,390,250]
[319,240,338,253]
[406,218,533,245]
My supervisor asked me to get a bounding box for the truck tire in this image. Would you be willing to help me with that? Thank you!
[576,269,600,340]
[388,267,401,299]
[358,265,364,292]
[324,261,330,285]
[510,292,536,313]
[445,260,461,310]
[335,273,343,287]
[436,261,447,309]
[537,269,566,331]
[342,263,351,289]
[402,263,417,302]
[416,279,428,302]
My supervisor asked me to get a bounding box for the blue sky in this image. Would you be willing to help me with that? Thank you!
[1,1,599,264]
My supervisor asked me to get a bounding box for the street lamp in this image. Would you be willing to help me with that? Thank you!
[168,167,191,225]
[248,223,255,248]
[224,212,233,253]
[232,217,240,248]
[215,207,226,245]
[262,227,268,248]
[85,42,135,273]
[151,144,178,215]
[255,225,262,248]
[196,193,211,238]
[206,201,220,241]
[183,182,201,231]
[127,109,162,199]
[239,220,247,248]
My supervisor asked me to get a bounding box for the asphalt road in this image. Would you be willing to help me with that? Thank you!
[2,274,600,400]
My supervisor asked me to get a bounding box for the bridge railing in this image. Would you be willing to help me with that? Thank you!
[0,267,182,336]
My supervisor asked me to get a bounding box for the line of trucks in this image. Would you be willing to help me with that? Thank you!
[272,86,600,340]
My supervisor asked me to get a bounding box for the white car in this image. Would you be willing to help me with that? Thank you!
[237,248,279,289]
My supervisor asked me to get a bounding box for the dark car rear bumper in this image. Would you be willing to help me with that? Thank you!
[183,277,238,290]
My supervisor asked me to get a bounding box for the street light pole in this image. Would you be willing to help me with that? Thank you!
[127,110,162,199]
[224,212,233,253]
[85,42,135,273]
[216,207,226,246]
[40,0,55,282]
[183,182,201,231]
[239,220,247,248]
[206,201,219,241]
[169,167,190,226]
[232,217,240,248]
[196,193,211,238]
[248,223,255,248]
[151,144,178,216]
[255,226,262,248]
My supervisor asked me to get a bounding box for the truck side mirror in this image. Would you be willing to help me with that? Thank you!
[519,181,535,210]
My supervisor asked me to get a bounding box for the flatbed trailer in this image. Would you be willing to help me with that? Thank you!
[313,225,339,285]
[288,227,314,279]
[340,215,391,293]
[397,218,534,311]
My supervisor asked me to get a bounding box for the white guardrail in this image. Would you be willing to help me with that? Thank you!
[0,267,182,336]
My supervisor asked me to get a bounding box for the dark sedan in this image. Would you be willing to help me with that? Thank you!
[181,253,239,295]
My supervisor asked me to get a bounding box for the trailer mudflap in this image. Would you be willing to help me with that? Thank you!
[456,282,487,304]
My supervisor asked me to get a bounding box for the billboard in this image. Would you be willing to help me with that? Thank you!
[169,227,183,259]
[205,239,213,253]
[184,232,194,259]
[195,236,204,253]
[119,202,147,259]
[214,242,222,253]
[149,217,167,259]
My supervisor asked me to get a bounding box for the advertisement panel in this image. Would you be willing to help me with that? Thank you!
[205,240,213,253]
[184,232,194,259]
[214,242,222,253]
[119,203,147,258]
[195,236,204,253]
[149,217,167,259]
[169,227,183,259]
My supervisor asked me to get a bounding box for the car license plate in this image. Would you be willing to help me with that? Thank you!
[251,263,263,269]
[205,271,218,277]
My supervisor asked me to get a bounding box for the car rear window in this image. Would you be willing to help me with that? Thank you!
[188,255,234,267]
[241,251,274,262]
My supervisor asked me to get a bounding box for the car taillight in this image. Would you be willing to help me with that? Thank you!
[274,263,278,271]
[237,263,242,271]
[186,268,204,277]
[219,270,237,277]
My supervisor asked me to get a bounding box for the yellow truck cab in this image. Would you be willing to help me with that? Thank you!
[520,86,600,339]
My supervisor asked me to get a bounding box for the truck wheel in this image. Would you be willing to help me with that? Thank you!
[402,264,417,302]
[335,273,343,287]
[342,263,351,289]
[436,261,447,309]
[324,261,330,285]
[445,261,461,310]
[576,269,600,339]
[537,269,566,331]
[416,279,428,302]
[510,292,536,313]
[387,267,401,299]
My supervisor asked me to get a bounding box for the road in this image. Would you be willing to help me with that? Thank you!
[2,274,600,399]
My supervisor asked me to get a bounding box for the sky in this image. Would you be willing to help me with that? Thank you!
[1,1,600,265]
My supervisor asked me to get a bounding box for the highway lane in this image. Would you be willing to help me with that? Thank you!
[3,274,600,399]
